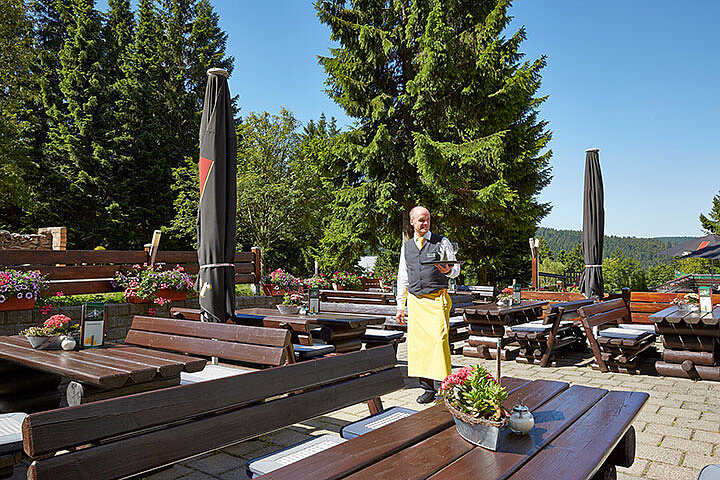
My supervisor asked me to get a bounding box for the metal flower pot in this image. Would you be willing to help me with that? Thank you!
[446,400,509,451]
[26,335,63,350]
[276,305,300,315]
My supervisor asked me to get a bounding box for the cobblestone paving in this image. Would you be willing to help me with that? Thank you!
[135,343,720,480]
[11,343,702,480]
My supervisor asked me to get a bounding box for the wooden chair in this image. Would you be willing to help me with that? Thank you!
[20,346,403,480]
[578,298,656,374]
[508,299,594,366]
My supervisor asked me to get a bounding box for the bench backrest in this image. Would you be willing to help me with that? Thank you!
[125,316,292,367]
[625,291,720,324]
[0,249,261,296]
[542,298,595,325]
[320,289,395,305]
[22,346,402,480]
[577,298,630,329]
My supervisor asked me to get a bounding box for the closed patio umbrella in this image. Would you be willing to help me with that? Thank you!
[579,148,604,299]
[677,242,720,292]
[196,68,237,322]
[657,234,720,257]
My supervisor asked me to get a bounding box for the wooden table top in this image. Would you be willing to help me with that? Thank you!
[257,377,648,480]
[648,305,720,325]
[457,300,548,316]
[0,336,206,389]
[236,308,386,328]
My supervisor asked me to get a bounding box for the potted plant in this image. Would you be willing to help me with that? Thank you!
[113,264,194,304]
[436,365,509,451]
[0,269,47,311]
[21,314,79,350]
[261,268,303,296]
[277,292,304,315]
[496,287,514,306]
[303,274,330,290]
[674,293,700,311]
[376,269,397,291]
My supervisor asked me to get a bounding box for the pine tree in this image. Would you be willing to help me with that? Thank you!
[315,0,551,280]
[700,192,720,234]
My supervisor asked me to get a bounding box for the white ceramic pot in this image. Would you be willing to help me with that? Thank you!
[61,335,77,351]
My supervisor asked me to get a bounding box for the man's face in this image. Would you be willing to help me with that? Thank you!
[411,209,431,237]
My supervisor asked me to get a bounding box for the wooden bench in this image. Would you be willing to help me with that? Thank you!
[578,298,657,374]
[508,299,594,367]
[66,316,293,405]
[20,346,403,480]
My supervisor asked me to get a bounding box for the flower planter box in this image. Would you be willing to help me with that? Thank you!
[155,289,188,302]
[126,295,148,304]
[276,305,300,315]
[446,400,508,451]
[26,335,63,350]
[0,296,36,312]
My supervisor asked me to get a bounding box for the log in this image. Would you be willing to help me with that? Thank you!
[591,463,617,480]
[662,335,717,352]
[467,324,505,336]
[655,322,720,338]
[655,361,720,381]
[468,335,504,347]
[663,349,715,366]
[607,426,635,468]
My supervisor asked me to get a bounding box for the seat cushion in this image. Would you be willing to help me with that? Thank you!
[0,412,27,455]
[362,329,404,341]
[180,364,252,385]
[449,317,465,328]
[247,434,346,477]
[340,406,418,439]
[510,320,574,332]
[598,327,653,341]
[293,343,335,359]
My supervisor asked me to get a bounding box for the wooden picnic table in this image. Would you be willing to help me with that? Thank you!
[236,308,385,353]
[456,300,548,360]
[0,335,206,412]
[257,376,648,480]
[649,304,720,381]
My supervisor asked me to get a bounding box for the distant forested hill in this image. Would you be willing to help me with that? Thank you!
[536,227,695,269]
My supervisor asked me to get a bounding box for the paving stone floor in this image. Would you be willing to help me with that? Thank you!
[140,344,719,480]
[11,343,717,480]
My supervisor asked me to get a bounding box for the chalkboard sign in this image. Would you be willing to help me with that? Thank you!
[308,287,320,314]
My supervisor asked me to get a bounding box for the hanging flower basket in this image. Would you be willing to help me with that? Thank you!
[0,296,36,312]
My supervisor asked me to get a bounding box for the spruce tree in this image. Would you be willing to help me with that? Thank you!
[45,0,111,247]
[700,192,720,234]
[315,0,551,281]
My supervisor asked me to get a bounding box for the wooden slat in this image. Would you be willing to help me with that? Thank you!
[0,337,128,388]
[630,292,681,302]
[42,279,115,296]
[235,273,256,284]
[0,250,147,265]
[108,345,206,372]
[130,316,290,347]
[427,385,608,480]
[26,368,404,480]
[89,348,185,377]
[513,391,648,479]
[261,379,563,480]
[23,346,398,457]
[655,322,720,338]
[519,291,585,302]
[12,265,125,280]
[124,330,287,366]
[631,302,674,313]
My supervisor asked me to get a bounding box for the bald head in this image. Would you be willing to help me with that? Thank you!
[409,206,431,237]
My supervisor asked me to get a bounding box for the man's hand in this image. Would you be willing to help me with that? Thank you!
[435,263,452,274]
[396,309,405,325]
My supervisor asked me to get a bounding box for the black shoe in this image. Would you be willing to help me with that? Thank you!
[416,391,436,404]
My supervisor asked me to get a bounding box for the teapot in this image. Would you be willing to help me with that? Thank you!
[508,402,534,435]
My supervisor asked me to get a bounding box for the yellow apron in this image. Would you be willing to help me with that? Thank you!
[406,289,452,381]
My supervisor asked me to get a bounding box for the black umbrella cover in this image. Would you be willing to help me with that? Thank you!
[196,69,237,322]
[579,149,605,299]
[657,234,720,257]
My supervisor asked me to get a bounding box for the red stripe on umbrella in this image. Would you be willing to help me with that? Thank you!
[199,156,213,200]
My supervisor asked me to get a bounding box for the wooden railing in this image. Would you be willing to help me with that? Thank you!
[0,248,261,296]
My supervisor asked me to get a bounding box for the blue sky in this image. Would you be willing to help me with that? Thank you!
[104,1,720,238]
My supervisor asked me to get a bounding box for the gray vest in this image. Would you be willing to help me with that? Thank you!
[404,233,449,296]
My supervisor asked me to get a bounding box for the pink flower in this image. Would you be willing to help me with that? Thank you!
[55,291,64,297]
[147,307,156,315]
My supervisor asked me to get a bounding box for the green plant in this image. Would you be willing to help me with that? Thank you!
[303,274,330,289]
[0,269,47,305]
[282,292,304,306]
[113,264,194,302]
[261,268,302,292]
[21,314,79,337]
[330,271,361,290]
[436,365,508,421]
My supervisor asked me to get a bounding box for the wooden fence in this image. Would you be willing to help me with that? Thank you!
[0,248,261,296]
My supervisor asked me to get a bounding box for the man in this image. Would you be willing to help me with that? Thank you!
[396,206,460,403]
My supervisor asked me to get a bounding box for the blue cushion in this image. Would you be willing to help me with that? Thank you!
[340,406,418,439]
[598,327,653,340]
[0,412,27,455]
[698,464,720,480]
[246,434,345,478]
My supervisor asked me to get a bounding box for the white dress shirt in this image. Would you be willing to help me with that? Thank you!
[396,231,460,310]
